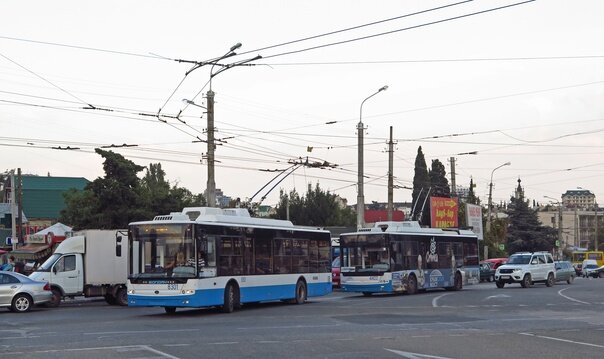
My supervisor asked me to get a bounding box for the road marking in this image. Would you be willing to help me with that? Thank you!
[558,287,590,305]
[519,333,604,348]
[139,345,182,359]
[163,344,190,347]
[385,348,454,358]
[237,324,340,330]
[208,342,239,345]
[84,329,196,335]
[432,293,452,308]
[1,345,181,359]
[484,294,510,300]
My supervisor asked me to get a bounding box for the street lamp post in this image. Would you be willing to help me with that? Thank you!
[487,161,511,235]
[545,195,563,259]
[357,85,388,230]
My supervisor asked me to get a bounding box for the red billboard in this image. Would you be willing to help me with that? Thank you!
[430,197,459,228]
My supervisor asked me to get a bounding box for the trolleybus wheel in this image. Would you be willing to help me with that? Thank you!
[294,280,307,304]
[454,272,463,291]
[164,306,176,314]
[407,274,418,295]
[222,283,237,313]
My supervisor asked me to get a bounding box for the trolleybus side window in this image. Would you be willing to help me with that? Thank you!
[292,239,309,273]
[243,237,254,275]
[219,236,244,276]
[402,239,419,270]
[318,239,331,272]
[274,238,292,274]
[463,242,479,266]
[254,230,273,274]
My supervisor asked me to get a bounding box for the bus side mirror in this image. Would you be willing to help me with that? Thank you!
[116,236,122,257]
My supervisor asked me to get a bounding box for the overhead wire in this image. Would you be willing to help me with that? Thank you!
[0,51,95,108]
[259,1,536,60]
[0,35,167,60]
[261,55,604,66]
[237,0,474,56]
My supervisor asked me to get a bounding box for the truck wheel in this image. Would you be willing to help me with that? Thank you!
[47,288,62,307]
[116,288,128,306]
[104,294,117,305]
[11,294,32,313]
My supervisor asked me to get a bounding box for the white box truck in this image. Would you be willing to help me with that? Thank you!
[29,229,128,307]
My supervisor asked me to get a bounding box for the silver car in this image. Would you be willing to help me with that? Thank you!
[0,271,52,312]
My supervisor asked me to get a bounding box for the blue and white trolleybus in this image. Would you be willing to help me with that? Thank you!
[340,221,479,295]
[127,207,332,313]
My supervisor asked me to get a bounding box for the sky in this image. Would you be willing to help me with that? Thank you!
[1,0,603,210]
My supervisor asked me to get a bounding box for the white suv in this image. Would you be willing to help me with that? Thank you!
[495,252,556,288]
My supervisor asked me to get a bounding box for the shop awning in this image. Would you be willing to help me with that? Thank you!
[11,244,52,261]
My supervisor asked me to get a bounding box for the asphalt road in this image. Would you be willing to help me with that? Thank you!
[2,277,604,359]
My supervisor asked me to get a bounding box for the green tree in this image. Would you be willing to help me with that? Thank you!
[411,146,430,223]
[458,178,480,228]
[61,149,147,229]
[272,184,355,226]
[138,163,204,218]
[429,159,450,198]
[506,196,556,253]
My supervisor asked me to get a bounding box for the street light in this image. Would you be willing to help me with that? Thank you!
[357,85,388,230]
[182,99,206,109]
[545,195,563,258]
[486,161,511,234]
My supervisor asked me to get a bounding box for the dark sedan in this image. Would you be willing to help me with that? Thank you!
[480,262,495,282]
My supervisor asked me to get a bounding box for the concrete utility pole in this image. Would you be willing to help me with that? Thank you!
[595,207,599,251]
[449,157,456,196]
[206,90,216,207]
[10,171,16,250]
[16,168,23,244]
[387,126,395,221]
